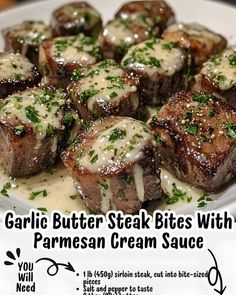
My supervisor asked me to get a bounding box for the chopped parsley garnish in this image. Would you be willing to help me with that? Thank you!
[197,193,213,208]
[99,182,109,190]
[90,154,98,164]
[46,123,55,136]
[28,190,48,200]
[117,189,125,199]
[106,76,124,89]
[166,183,192,205]
[110,91,118,99]
[223,122,236,139]
[71,69,84,82]
[155,134,162,145]
[109,128,127,143]
[216,74,226,84]
[186,124,198,135]
[77,149,83,158]
[37,207,48,212]
[25,106,40,123]
[63,113,74,127]
[1,182,11,197]
[228,54,236,66]
[14,125,25,136]
[124,175,132,185]
[192,93,210,103]
[183,112,192,121]
[69,195,77,200]
[199,134,209,142]
[208,108,216,117]
[80,87,99,104]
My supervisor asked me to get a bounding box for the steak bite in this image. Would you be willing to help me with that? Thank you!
[163,22,227,67]
[2,20,52,67]
[0,86,67,178]
[51,2,103,37]
[121,38,188,105]
[115,0,175,33]
[195,48,236,108]
[0,52,41,99]
[99,17,157,62]
[39,34,102,89]
[68,59,139,121]
[150,90,236,192]
[62,116,161,213]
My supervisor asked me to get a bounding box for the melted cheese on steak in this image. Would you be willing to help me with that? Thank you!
[0,52,35,81]
[79,118,153,172]
[122,38,185,76]
[200,48,236,90]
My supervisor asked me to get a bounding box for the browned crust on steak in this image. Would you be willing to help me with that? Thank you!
[0,66,41,100]
[195,73,236,109]
[51,2,103,37]
[163,30,227,67]
[68,71,140,121]
[0,120,57,177]
[62,116,161,213]
[150,90,236,192]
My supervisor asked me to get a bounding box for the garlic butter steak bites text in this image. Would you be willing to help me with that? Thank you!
[163,23,227,68]
[51,2,103,37]
[121,38,188,105]
[150,91,236,192]
[100,0,175,62]
[0,52,41,99]
[2,21,52,67]
[62,117,161,214]
[68,59,139,121]
[195,48,236,108]
[39,34,102,89]
[0,86,67,178]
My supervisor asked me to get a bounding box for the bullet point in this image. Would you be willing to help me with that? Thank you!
[76,273,79,276]
[76,288,79,291]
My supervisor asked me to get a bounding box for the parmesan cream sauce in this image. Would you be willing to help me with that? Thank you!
[103,19,136,46]
[79,118,152,172]
[0,163,205,214]
[123,39,185,76]
[51,36,98,65]
[0,88,65,142]
[0,53,33,80]
[78,66,137,111]
[201,48,236,90]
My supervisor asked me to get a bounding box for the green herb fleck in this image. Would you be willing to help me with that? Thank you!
[28,190,48,200]
[1,182,11,197]
[186,124,198,135]
[109,128,127,143]
[25,106,40,123]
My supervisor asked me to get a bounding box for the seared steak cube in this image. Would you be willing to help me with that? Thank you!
[39,34,102,89]
[68,59,139,121]
[0,86,67,177]
[62,116,161,213]
[0,52,41,99]
[150,90,236,192]
[115,0,175,33]
[51,2,103,37]
[100,0,175,62]
[163,22,227,68]
[99,17,158,62]
[2,20,52,67]
[195,48,236,108]
[121,38,188,105]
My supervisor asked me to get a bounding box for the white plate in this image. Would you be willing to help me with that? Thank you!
[0,0,236,217]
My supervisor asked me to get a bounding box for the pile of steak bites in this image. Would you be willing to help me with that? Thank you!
[1,1,235,214]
